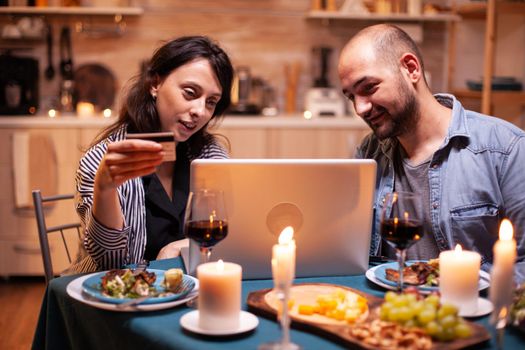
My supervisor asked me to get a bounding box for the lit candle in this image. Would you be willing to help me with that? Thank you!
[439,244,481,314]
[271,226,296,289]
[103,108,113,118]
[47,109,57,118]
[197,259,242,331]
[76,102,95,118]
[490,219,517,311]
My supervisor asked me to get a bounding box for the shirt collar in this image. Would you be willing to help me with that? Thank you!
[434,93,470,145]
[378,93,470,155]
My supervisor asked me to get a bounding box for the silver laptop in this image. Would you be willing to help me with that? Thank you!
[182,159,377,279]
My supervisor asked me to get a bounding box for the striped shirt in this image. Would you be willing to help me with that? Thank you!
[65,125,228,274]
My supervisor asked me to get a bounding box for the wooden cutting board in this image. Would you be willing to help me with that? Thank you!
[247,283,491,350]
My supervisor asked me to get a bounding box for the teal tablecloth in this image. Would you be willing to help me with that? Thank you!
[32,258,524,349]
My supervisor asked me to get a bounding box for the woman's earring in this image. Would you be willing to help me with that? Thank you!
[151,92,157,101]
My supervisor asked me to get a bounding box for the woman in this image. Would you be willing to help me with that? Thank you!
[67,36,234,273]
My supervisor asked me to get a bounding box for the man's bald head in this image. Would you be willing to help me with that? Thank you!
[341,24,425,74]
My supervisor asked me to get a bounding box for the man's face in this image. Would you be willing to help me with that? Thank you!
[338,45,418,140]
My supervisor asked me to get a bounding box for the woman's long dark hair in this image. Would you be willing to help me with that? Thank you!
[91,36,233,156]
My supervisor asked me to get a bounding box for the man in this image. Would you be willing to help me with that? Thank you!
[338,24,525,283]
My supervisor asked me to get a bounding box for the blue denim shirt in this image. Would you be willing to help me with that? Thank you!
[356,94,525,283]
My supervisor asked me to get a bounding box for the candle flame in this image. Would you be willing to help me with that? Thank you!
[454,244,463,253]
[217,259,224,271]
[278,226,294,244]
[404,211,409,221]
[499,219,514,241]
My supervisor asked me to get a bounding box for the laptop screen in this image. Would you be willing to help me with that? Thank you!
[184,159,377,279]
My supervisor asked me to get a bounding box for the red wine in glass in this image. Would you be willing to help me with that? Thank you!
[380,191,423,292]
[185,220,228,248]
[380,218,424,251]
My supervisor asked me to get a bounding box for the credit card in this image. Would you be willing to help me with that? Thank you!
[126,132,176,162]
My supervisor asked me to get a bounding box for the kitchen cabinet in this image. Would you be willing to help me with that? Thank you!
[0,5,143,41]
[0,125,82,276]
[0,115,369,276]
[448,0,525,123]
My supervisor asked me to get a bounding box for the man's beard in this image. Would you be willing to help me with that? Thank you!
[370,82,419,140]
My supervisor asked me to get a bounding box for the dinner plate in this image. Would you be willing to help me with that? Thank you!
[81,269,194,304]
[67,272,199,312]
[180,310,258,336]
[366,261,490,294]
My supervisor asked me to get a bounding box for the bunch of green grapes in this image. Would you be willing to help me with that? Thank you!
[379,291,472,342]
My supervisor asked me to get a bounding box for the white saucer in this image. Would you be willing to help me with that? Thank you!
[458,297,493,318]
[180,310,258,336]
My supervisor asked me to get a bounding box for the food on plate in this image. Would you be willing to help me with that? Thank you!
[99,268,182,299]
[163,268,183,292]
[385,259,439,286]
[101,269,157,298]
[297,287,368,323]
[349,319,432,350]
[379,290,472,342]
[510,282,525,329]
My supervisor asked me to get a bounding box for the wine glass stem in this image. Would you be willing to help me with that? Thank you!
[200,247,212,264]
[278,289,291,345]
[397,249,406,292]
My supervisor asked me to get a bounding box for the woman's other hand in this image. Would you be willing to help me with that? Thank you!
[157,239,189,260]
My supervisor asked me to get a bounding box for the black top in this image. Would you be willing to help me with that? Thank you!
[142,151,190,261]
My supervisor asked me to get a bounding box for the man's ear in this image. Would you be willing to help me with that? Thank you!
[400,53,422,83]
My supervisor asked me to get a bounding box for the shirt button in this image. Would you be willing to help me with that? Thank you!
[433,202,439,209]
[381,197,386,204]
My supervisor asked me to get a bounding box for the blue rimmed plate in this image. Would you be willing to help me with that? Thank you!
[369,261,490,293]
[81,269,195,304]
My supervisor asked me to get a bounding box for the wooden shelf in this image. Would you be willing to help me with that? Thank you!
[0,6,143,16]
[455,1,525,19]
[452,89,525,105]
[306,10,460,22]
[449,1,525,121]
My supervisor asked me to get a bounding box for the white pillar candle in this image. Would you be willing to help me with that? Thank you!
[490,219,517,310]
[271,226,296,289]
[197,260,242,331]
[439,244,481,314]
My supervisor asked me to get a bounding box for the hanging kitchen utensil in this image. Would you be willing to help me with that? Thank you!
[59,26,73,80]
[44,23,55,81]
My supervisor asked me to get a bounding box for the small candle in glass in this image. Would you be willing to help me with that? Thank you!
[271,226,296,289]
[490,219,517,312]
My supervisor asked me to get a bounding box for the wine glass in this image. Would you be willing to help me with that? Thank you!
[184,189,228,265]
[380,191,423,292]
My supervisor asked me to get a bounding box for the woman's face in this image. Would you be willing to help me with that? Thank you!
[151,58,222,142]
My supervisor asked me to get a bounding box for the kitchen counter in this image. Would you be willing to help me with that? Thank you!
[0,115,368,129]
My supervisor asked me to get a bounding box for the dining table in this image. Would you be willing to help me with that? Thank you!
[32,257,524,350]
